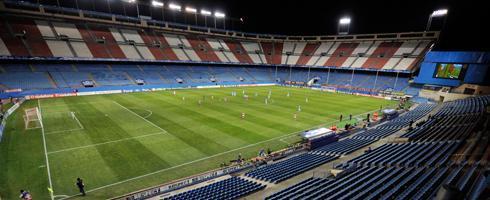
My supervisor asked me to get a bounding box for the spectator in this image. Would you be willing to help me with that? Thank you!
[237,153,242,163]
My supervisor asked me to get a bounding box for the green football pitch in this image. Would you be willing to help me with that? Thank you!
[0,86,396,199]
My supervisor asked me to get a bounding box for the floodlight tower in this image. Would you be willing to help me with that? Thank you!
[169,3,182,11]
[214,11,226,29]
[122,0,139,17]
[185,7,198,25]
[426,9,448,31]
[169,3,182,22]
[201,9,212,27]
[152,1,164,21]
[338,17,351,35]
[106,0,111,13]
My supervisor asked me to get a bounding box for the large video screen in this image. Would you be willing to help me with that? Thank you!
[434,63,467,79]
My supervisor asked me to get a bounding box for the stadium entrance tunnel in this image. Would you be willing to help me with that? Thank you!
[307,77,321,86]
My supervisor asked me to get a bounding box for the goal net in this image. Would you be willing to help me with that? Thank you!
[24,107,42,130]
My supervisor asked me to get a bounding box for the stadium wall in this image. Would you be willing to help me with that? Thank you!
[0,1,437,72]
[419,89,474,102]
[0,98,25,142]
[414,51,490,87]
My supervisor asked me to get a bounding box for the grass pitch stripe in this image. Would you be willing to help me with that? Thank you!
[112,101,170,135]
[47,131,167,154]
[58,129,304,200]
[45,127,84,135]
[57,107,382,199]
[60,129,307,198]
[38,99,55,200]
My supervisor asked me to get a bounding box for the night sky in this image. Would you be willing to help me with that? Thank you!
[30,0,489,51]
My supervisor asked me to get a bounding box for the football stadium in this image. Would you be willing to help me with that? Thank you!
[0,0,489,200]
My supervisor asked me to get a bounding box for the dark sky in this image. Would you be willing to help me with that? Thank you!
[34,0,489,51]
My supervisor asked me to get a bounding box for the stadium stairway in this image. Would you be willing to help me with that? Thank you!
[245,103,441,199]
[45,72,59,88]
[124,72,137,85]
[152,175,233,199]
[87,73,98,86]
[0,62,413,94]
[160,176,265,200]
[259,96,489,199]
[148,99,484,200]
[244,135,401,199]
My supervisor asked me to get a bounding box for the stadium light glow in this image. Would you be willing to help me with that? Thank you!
[431,9,448,17]
[151,1,164,7]
[214,12,225,18]
[339,17,351,25]
[169,3,181,11]
[123,0,136,3]
[185,7,197,13]
[201,9,212,16]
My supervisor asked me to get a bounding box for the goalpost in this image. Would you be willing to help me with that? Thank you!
[24,107,42,130]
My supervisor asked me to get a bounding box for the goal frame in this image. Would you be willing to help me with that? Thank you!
[24,107,42,130]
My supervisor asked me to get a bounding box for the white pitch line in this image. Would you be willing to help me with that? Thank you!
[58,129,305,200]
[40,101,109,109]
[279,134,299,144]
[47,131,166,155]
[41,111,76,115]
[113,101,170,134]
[58,107,386,199]
[38,99,55,200]
[44,112,85,135]
[45,127,85,135]
[72,112,84,129]
[142,109,153,119]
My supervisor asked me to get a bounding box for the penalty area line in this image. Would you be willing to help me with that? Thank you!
[57,107,384,199]
[45,127,85,135]
[112,101,170,135]
[143,109,153,119]
[47,131,167,155]
[38,99,55,200]
[57,129,305,200]
[44,112,85,135]
[72,112,84,130]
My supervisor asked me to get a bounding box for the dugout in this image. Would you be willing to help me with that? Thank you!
[302,128,338,150]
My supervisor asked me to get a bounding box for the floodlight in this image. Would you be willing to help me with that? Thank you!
[123,0,136,3]
[201,9,212,16]
[214,12,225,18]
[339,17,351,25]
[431,9,448,17]
[185,7,197,13]
[152,1,164,7]
[169,3,181,11]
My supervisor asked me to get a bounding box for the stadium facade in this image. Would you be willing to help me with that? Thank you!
[0,0,439,99]
[1,1,489,200]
